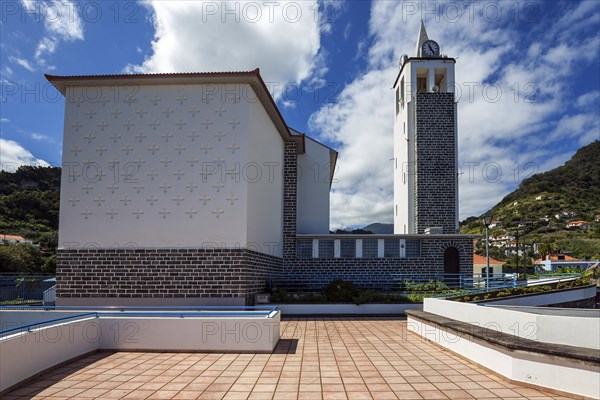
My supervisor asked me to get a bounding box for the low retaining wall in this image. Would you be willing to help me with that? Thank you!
[407,309,600,399]
[423,297,599,349]
[470,284,597,307]
[0,311,280,393]
[275,303,422,315]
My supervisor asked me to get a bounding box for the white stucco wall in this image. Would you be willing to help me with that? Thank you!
[394,63,414,234]
[407,318,600,399]
[59,83,286,251]
[296,137,331,234]
[473,262,503,275]
[246,90,284,256]
[423,296,600,349]
[0,312,280,392]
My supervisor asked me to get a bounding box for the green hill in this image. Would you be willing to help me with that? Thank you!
[461,140,600,261]
[0,166,60,273]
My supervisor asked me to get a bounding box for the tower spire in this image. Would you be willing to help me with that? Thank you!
[415,20,429,57]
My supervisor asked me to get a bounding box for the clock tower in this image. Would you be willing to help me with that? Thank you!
[393,21,458,234]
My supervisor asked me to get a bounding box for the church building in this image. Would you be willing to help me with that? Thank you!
[48,23,475,306]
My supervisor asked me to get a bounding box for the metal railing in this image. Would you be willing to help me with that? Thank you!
[0,312,98,337]
[0,275,55,305]
[268,273,517,292]
[0,306,280,337]
[43,285,56,306]
[434,273,582,299]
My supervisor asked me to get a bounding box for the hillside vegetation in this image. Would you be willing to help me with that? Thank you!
[461,141,600,261]
[0,166,60,273]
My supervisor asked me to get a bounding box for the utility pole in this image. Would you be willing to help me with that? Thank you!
[515,230,519,276]
[523,237,527,281]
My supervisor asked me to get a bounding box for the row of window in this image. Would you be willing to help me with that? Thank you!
[296,239,421,259]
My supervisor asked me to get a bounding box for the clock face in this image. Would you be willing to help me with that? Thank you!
[422,40,440,57]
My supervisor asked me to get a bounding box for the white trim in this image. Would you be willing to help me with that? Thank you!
[334,240,341,258]
[377,239,385,258]
[312,239,319,258]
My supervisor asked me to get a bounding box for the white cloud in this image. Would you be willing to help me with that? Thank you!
[309,1,600,228]
[126,1,324,99]
[0,138,49,169]
[31,132,55,142]
[8,56,36,72]
[0,118,10,123]
[21,0,84,67]
[576,91,600,108]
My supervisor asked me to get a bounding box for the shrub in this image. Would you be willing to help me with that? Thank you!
[352,289,380,305]
[270,289,291,303]
[324,280,360,302]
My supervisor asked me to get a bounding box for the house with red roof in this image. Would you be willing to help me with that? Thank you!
[473,253,504,276]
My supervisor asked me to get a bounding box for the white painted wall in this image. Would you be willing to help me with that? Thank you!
[59,83,287,251]
[473,262,503,275]
[97,314,280,352]
[276,303,422,315]
[246,89,284,256]
[423,295,600,349]
[0,317,99,392]
[296,137,332,234]
[393,64,413,235]
[1,311,280,392]
[407,318,600,399]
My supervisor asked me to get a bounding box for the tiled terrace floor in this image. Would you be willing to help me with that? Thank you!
[2,318,575,400]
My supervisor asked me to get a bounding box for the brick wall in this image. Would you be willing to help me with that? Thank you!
[284,238,473,276]
[413,92,457,234]
[283,141,298,261]
[56,248,282,303]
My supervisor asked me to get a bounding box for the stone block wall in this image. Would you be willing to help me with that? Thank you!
[284,238,473,276]
[283,141,298,261]
[56,248,282,304]
[413,92,457,234]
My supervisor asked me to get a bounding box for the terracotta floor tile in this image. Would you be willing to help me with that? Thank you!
[148,390,180,399]
[346,392,373,400]
[3,320,571,400]
[123,389,158,399]
[413,390,448,399]
[322,391,348,400]
[394,391,423,399]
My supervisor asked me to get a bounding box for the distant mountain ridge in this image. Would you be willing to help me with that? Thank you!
[362,223,394,234]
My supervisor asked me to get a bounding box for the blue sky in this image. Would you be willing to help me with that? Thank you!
[1,0,599,228]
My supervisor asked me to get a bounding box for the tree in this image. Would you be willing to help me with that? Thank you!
[538,242,554,259]
[0,244,44,274]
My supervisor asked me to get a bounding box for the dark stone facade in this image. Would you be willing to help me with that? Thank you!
[286,238,473,276]
[56,248,281,303]
[413,92,457,234]
[283,141,298,262]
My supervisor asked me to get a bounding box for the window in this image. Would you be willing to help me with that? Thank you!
[296,240,312,259]
[384,239,400,258]
[340,240,356,258]
[319,240,334,258]
[400,77,405,107]
[362,239,378,258]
